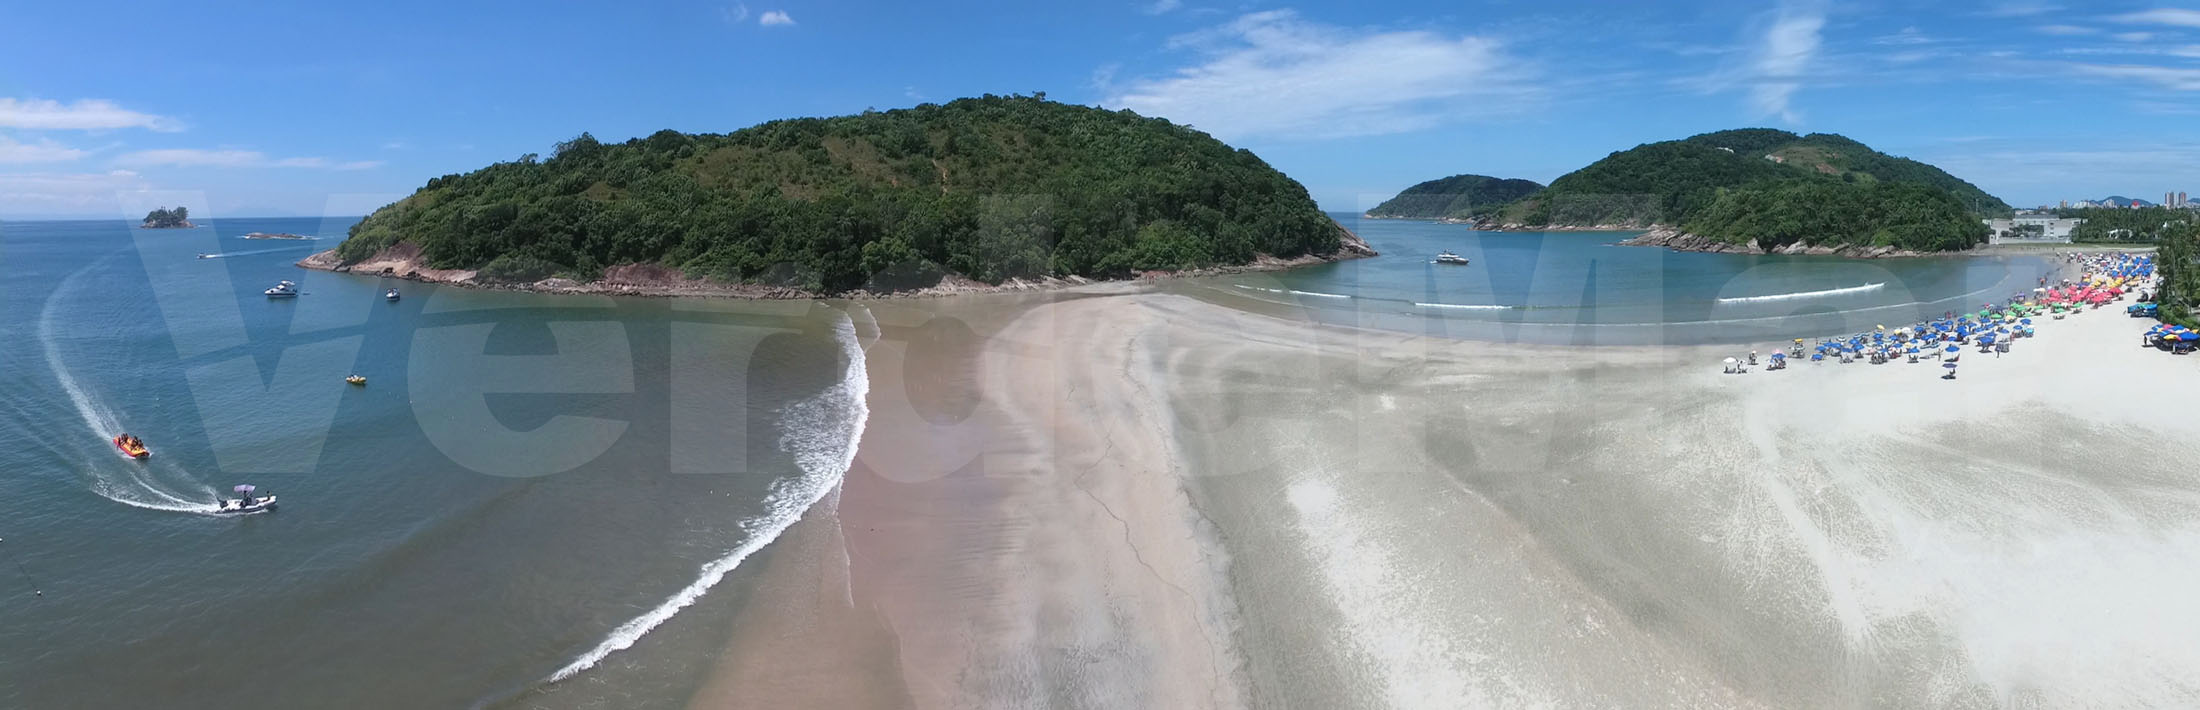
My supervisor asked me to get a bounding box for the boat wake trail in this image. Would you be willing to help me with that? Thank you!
[1716,282,1885,304]
[41,262,216,513]
[542,310,872,684]
[196,246,317,259]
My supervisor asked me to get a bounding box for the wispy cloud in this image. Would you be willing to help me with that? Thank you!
[2114,9,2200,28]
[0,136,87,163]
[721,2,750,23]
[0,170,150,212]
[758,10,794,26]
[2036,24,2100,35]
[1143,0,1182,14]
[1875,27,1935,45]
[113,148,382,169]
[0,98,182,132]
[1102,10,1533,140]
[2115,32,2157,42]
[2070,63,2200,90]
[1738,0,1826,124]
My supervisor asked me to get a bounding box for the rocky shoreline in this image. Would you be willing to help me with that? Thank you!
[296,220,1379,301]
[1615,226,1966,258]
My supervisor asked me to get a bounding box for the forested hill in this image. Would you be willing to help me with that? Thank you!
[331,95,1359,293]
[1363,174,1544,219]
[1485,128,2004,252]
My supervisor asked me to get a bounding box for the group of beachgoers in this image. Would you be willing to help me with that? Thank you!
[1721,252,2171,379]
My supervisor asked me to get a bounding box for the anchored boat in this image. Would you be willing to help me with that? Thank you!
[264,280,298,298]
[1435,252,1470,265]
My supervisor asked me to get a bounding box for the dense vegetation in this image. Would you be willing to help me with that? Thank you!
[1476,128,2006,251]
[141,206,191,228]
[1364,174,1543,219]
[2051,206,2194,242]
[1681,180,1988,252]
[2160,222,2200,329]
[335,95,1345,293]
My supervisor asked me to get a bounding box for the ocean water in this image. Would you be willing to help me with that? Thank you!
[1191,214,2065,345]
[0,218,869,709]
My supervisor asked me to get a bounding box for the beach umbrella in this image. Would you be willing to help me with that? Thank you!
[2021,318,2032,325]
[1945,345,1961,352]
[1943,362,1957,369]
[1771,352,1786,360]
[2182,332,2200,342]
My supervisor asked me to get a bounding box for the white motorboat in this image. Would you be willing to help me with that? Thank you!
[265,280,298,298]
[215,484,277,515]
[1435,252,1470,265]
[385,288,400,301]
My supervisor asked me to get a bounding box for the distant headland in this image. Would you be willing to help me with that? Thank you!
[301,95,1373,297]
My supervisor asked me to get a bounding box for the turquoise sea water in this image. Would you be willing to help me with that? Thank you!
[0,213,2058,707]
[0,217,868,708]
[1189,214,2063,345]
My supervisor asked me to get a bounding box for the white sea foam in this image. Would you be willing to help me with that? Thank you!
[1232,284,1352,300]
[41,261,215,513]
[1413,302,1512,311]
[1716,282,1884,304]
[545,311,871,683]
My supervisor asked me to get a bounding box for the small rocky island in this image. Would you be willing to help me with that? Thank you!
[140,206,196,229]
[242,232,312,240]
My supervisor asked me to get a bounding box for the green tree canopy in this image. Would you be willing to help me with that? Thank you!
[335,95,1346,293]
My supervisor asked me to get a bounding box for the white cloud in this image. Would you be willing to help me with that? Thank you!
[758,10,794,26]
[1143,0,1182,14]
[721,3,750,23]
[2114,9,2200,28]
[2036,24,2100,35]
[1742,0,1826,124]
[0,98,181,132]
[0,136,87,163]
[1102,10,1532,140]
[2070,63,2200,90]
[2115,32,2157,42]
[113,148,382,169]
[0,170,150,213]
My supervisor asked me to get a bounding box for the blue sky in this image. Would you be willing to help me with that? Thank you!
[3,0,2198,218]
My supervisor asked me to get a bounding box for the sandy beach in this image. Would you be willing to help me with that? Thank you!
[689,278,2199,708]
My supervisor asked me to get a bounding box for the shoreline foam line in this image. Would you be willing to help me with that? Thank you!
[543,311,872,684]
[1232,284,1351,300]
[1414,302,1513,311]
[1717,282,1885,304]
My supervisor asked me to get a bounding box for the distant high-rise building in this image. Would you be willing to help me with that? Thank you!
[2180,191,2189,207]
[2060,200,2069,209]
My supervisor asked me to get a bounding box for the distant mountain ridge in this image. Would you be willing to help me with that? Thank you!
[1363,174,1544,219]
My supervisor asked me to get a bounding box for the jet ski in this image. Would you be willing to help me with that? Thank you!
[215,484,277,515]
[113,434,149,459]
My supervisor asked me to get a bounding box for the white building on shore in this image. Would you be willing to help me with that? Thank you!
[1983,214,2082,243]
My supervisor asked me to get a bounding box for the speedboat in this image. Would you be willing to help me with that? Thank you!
[385,288,400,301]
[215,484,277,515]
[345,375,367,386]
[197,253,214,259]
[112,434,149,459]
[265,280,298,298]
[1435,252,1470,265]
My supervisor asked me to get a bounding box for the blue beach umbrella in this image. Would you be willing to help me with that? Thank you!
[1945,345,1962,352]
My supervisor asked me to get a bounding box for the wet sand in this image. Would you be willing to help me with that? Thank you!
[696,285,2200,708]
